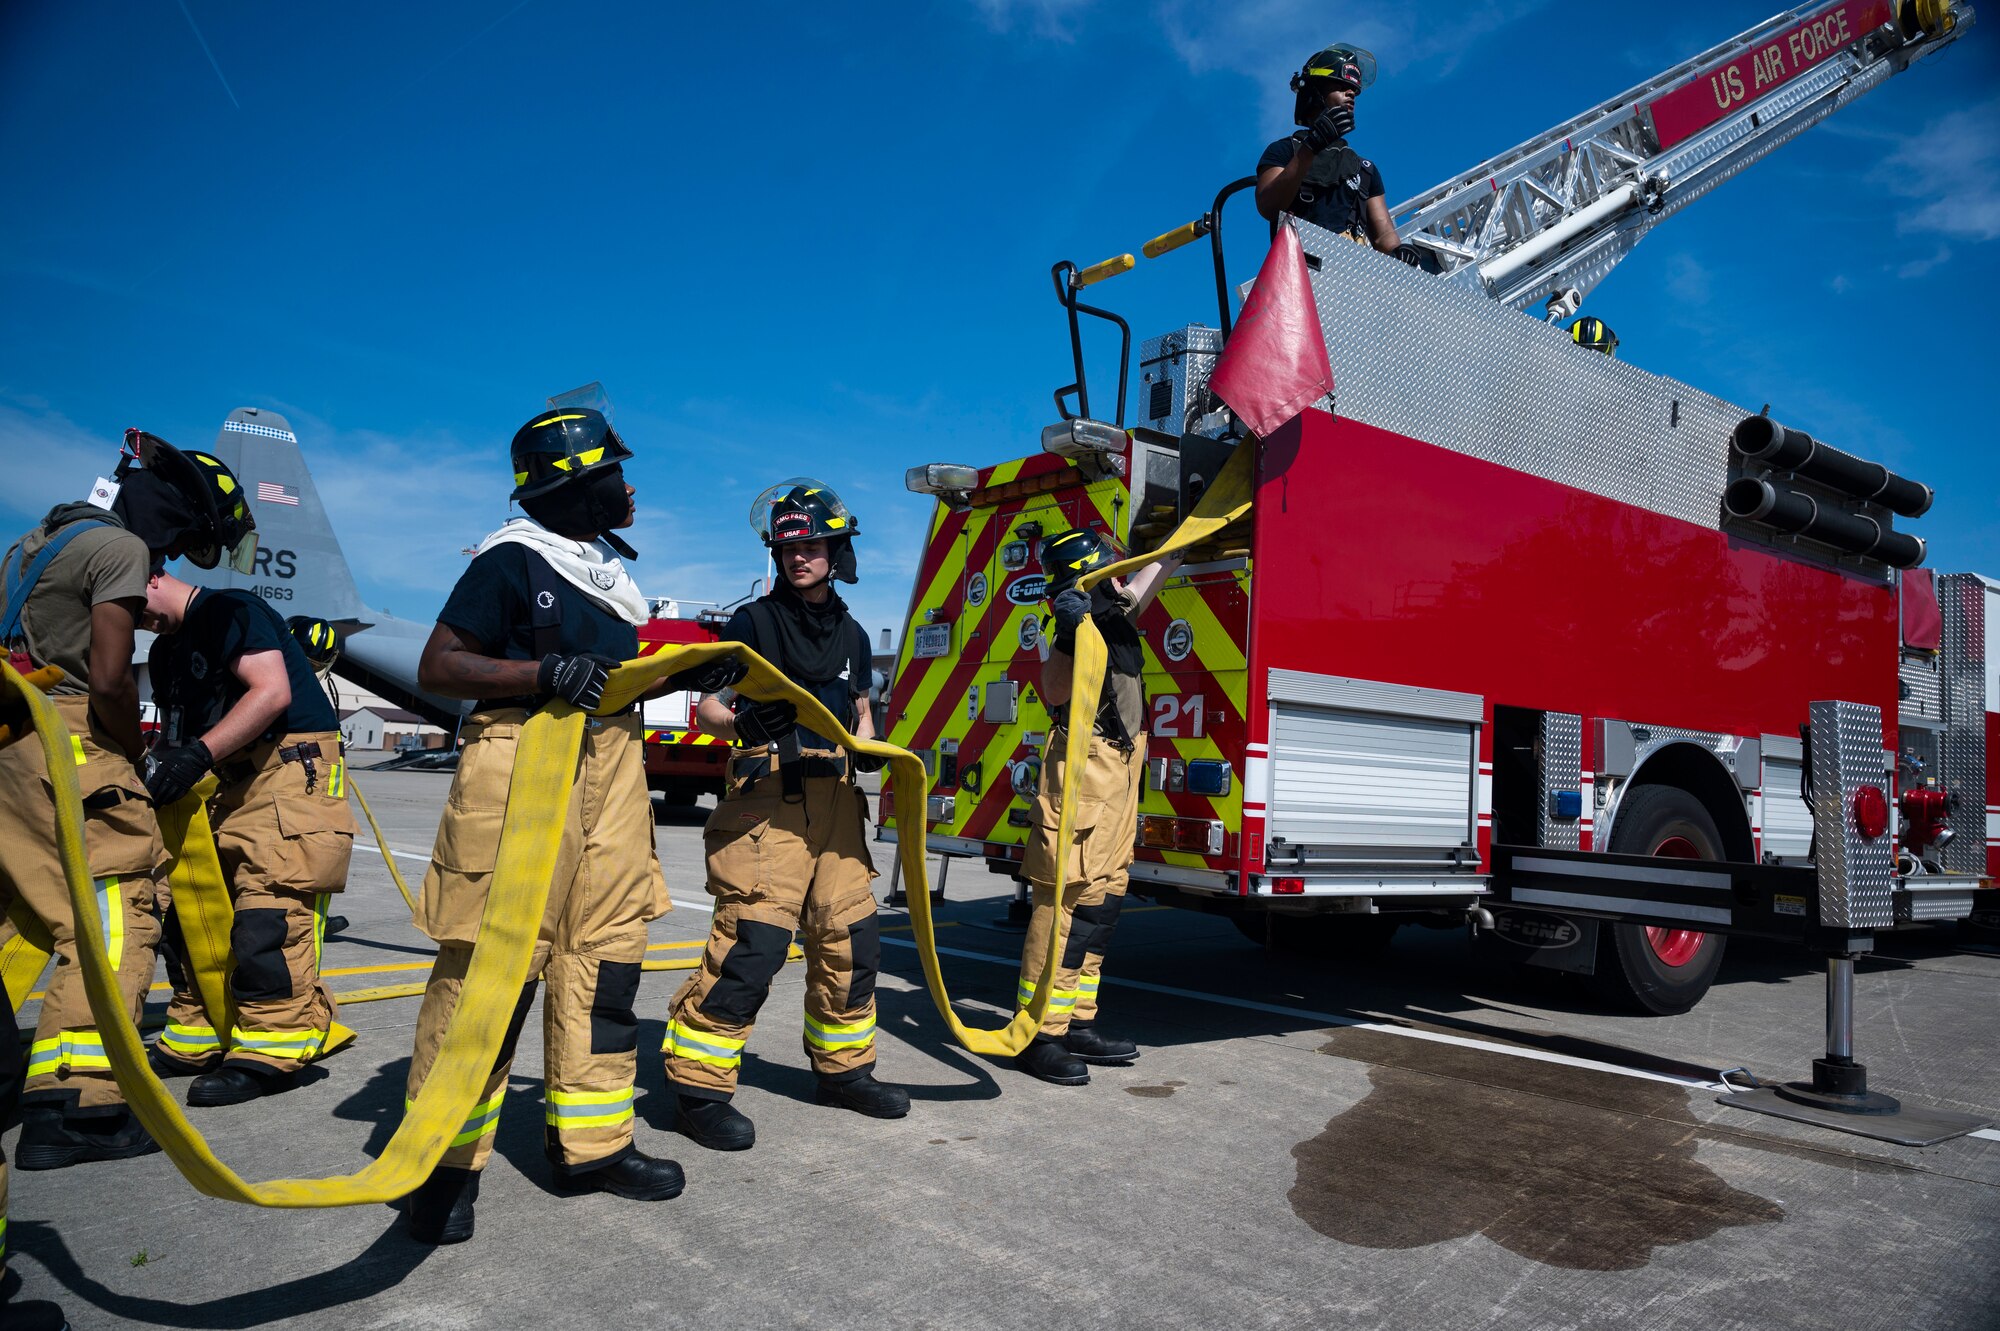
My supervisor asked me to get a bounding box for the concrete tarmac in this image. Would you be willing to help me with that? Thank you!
[5,766,1998,1330]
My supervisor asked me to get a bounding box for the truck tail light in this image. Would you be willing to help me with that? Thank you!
[1138,815,1224,854]
[1273,877,1306,894]
[879,790,894,823]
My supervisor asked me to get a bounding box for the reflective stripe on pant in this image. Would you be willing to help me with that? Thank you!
[406,712,665,1172]
[0,693,164,1111]
[208,733,352,1074]
[664,773,881,1098]
[1019,731,1144,1037]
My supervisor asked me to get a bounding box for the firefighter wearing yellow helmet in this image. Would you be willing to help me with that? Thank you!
[663,478,909,1151]
[1012,527,1184,1085]
[396,405,711,1244]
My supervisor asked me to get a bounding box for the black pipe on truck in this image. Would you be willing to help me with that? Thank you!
[1723,476,1927,568]
[1731,416,1934,518]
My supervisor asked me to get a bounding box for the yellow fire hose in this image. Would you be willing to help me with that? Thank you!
[0,439,1252,1206]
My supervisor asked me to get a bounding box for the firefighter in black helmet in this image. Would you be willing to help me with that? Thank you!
[0,429,253,1191]
[398,404,720,1243]
[286,615,340,667]
[663,478,909,1151]
[1011,526,1183,1086]
[1255,42,1401,254]
[1570,316,1620,357]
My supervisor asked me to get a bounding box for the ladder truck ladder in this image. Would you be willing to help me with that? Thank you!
[1392,0,1973,318]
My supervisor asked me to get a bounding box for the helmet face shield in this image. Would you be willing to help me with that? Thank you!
[510,408,633,502]
[750,477,856,546]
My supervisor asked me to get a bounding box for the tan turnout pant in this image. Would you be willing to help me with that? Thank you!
[0,693,165,1114]
[156,731,354,1074]
[406,710,668,1173]
[663,768,882,1099]
[1018,730,1146,1037]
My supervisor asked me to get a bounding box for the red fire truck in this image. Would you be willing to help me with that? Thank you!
[881,0,1992,1023]
[637,610,732,813]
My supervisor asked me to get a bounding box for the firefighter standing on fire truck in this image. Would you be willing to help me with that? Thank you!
[0,433,254,1280]
[140,566,356,1105]
[398,406,720,1244]
[664,479,909,1151]
[1255,43,1400,254]
[1013,528,1184,1085]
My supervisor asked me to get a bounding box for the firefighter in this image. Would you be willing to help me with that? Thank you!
[1570,316,1620,357]
[1255,43,1401,254]
[140,568,356,1103]
[1013,527,1183,1085]
[664,479,908,1151]
[399,406,719,1244]
[0,433,251,1197]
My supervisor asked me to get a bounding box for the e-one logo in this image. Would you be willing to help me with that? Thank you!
[1005,575,1047,606]
[1492,911,1579,950]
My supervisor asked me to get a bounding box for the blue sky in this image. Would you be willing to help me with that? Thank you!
[3,1,1996,639]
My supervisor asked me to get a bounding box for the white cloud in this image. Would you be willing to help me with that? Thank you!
[970,0,1093,41]
[0,397,124,525]
[1876,95,2000,243]
[1664,252,1711,306]
[1895,243,1953,279]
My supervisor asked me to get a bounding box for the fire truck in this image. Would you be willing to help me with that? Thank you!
[637,606,732,814]
[881,0,1994,1028]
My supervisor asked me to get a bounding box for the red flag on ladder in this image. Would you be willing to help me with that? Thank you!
[1207,222,1334,438]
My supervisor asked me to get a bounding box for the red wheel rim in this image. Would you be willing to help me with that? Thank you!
[1646,834,1707,967]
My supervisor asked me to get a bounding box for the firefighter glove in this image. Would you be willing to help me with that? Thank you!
[1050,588,1092,634]
[146,739,214,807]
[666,655,748,696]
[1303,104,1354,154]
[733,698,797,747]
[538,652,620,711]
[850,749,887,775]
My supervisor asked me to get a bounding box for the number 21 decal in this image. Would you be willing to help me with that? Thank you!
[1150,693,1204,738]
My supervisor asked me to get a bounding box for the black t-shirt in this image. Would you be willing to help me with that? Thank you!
[438,544,640,711]
[721,604,869,752]
[1258,133,1385,238]
[153,588,339,746]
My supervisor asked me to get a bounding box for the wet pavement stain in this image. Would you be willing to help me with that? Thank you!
[1289,1028,1798,1271]
[1127,1085,1177,1098]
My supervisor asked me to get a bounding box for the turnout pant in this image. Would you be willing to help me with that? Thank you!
[1018,730,1146,1037]
[0,693,165,1114]
[406,710,668,1173]
[156,731,354,1074]
[663,770,882,1099]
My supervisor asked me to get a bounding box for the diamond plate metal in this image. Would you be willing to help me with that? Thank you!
[1898,654,1943,726]
[1537,711,1582,851]
[1138,326,1226,437]
[1937,572,1988,875]
[1296,226,1738,530]
[1809,700,1894,931]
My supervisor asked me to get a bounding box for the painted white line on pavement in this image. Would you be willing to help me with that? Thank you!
[1971,1128,2000,1143]
[351,841,715,914]
[883,936,1731,1094]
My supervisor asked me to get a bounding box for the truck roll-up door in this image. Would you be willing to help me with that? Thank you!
[1264,669,1482,872]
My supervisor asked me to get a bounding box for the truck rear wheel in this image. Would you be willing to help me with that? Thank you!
[1592,784,1728,1015]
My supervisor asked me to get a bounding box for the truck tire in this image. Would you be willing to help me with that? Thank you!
[1232,912,1401,960]
[1592,784,1729,1015]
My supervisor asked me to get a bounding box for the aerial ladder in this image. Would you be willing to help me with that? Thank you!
[1390,0,1972,320]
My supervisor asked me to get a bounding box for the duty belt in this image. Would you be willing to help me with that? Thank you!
[729,751,848,787]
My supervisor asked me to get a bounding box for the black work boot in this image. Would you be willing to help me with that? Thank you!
[814,1070,911,1119]
[188,1063,296,1107]
[1063,1020,1139,1065]
[675,1094,756,1151]
[405,1165,480,1244]
[1014,1035,1090,1086]
[15,1105,162,1171]
[551,1148,686,1201]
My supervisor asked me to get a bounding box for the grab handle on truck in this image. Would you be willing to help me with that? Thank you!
[1049,258,1133,427]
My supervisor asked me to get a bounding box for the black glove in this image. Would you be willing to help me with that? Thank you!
[537,652,619,711]
[733,698,798,748]
[1393,243,1426,269]
[850,749,888,775]
[145,739,213,807]
[1302,104,1354,155]
[665,655,747,695]
[1050,588,1091,634]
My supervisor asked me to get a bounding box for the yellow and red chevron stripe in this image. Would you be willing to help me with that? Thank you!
[644,728,727,747]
